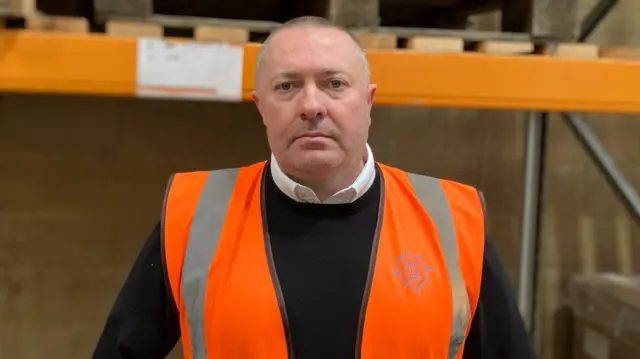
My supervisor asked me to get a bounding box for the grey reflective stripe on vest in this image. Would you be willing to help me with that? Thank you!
[181,168,239,359]
[408,173,471,359]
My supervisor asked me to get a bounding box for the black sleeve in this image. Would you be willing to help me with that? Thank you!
[92,222,181,359]
[463,238,537,359]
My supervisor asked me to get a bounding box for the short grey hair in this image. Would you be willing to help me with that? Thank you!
[254,16,371,89]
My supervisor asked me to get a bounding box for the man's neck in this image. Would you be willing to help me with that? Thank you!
[271,145,374,203]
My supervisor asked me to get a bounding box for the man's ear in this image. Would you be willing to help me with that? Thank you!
[251,90,260,107]
[252,91,268,126]
[367,84,377,108]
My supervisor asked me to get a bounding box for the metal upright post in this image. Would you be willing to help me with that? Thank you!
[518,112,547,332]
[515,0,622,337]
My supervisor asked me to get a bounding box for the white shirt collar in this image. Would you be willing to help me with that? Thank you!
[270,144,376,204]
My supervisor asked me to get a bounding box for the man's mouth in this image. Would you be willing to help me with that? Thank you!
[296,132,329,139]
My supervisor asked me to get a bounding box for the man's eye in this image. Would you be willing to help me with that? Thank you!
[329,80,344,89]
[276,82,292,91]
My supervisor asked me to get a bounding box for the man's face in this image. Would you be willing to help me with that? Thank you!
[253,26,376,180]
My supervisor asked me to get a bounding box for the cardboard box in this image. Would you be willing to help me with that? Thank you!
[568,273,640,359]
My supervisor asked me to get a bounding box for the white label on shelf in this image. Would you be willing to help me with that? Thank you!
[136,38,244,101]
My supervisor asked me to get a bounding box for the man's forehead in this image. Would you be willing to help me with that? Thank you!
[254,25,368,88]
[266,26,359,60]
[264,28,360,70]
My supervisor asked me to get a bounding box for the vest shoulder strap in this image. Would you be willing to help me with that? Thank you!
[405,172,485,356]
[161,168,240,308]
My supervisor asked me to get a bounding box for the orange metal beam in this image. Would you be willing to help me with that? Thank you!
[0,31,136,96]
[1,30,640,113]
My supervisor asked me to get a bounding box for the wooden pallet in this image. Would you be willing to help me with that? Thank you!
[354,31,590,57]
[98,14,535,42]
[0,15,89,32]
[0,14,278,43]
[104,15,282,43]
[2,13,529,44]
[2,14,640,63]
[353,31,640,61]
[94,0,380,28]
[0,0,38,17]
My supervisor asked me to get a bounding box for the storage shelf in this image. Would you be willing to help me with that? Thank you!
[2,30,640,113]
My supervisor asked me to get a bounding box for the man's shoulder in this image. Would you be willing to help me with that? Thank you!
[170,161,267,179]
[164,161,268,204]
[376,162,479,192]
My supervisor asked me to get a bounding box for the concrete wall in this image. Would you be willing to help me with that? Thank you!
[0,1,639,358]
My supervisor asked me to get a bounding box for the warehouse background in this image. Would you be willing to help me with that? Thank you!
[1,0,639,358]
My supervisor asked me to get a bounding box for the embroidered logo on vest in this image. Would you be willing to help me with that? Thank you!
[392,250,434,295]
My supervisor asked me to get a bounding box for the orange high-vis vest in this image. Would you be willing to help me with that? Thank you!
[162,161,485,359]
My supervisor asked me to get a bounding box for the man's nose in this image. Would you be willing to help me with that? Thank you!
[299,86,327,120]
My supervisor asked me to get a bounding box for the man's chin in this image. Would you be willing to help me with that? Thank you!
[292,152,342,178]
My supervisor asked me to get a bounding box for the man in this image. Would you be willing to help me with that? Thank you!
[93,16,536,359]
